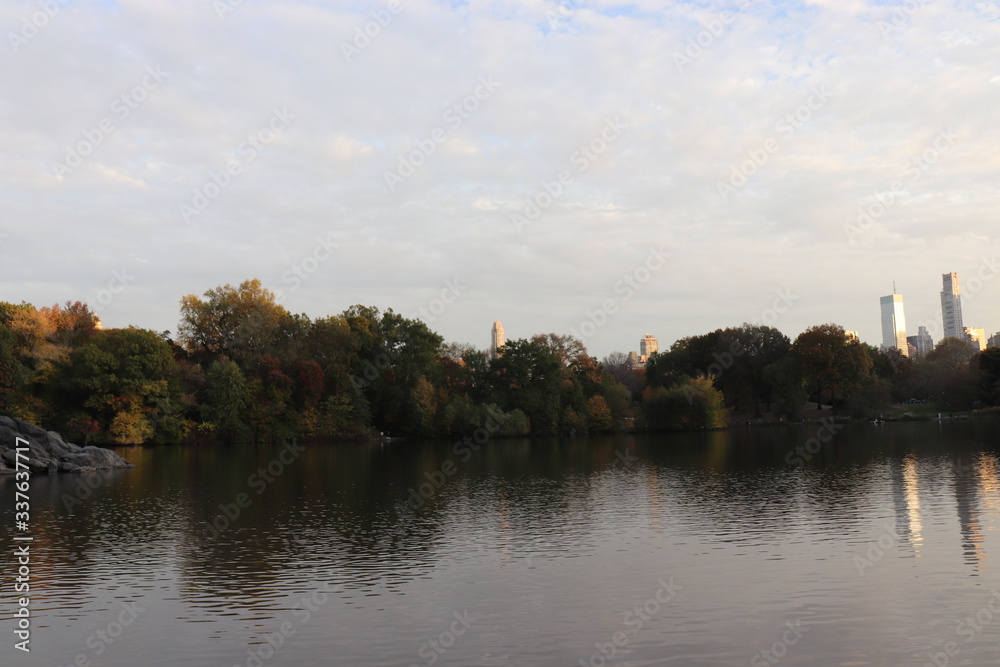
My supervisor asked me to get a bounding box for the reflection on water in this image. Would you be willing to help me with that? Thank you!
[1,421,999,665]
[903,453,923,557]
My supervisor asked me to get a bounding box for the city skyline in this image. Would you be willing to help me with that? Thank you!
[3,1,999,362]
[488,269,997,358]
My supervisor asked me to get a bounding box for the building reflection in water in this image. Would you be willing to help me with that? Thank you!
[890,453,923,558]
[954,452,1000,574]
[902,454,923,558]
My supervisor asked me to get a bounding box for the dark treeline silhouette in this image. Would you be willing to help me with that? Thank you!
[1,280,997,445]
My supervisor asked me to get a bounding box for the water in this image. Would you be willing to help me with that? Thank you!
[2,420,1000,666]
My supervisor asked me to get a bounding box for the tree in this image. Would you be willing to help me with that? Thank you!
[763,356,805,420]
[61,327,179,444]
[926,337,977,368]
[343,307,443,433]
[490,338,563,433]
[915,337,980,413]
[979,348,1000,406]
[601,351,631,383]
[716,324,790,417]
[586,395,613,432]
[791,324,872,413]
[642,377,726,431]
[178,279,291,365]
[202,359,251,442]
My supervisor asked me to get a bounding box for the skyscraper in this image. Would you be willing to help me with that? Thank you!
[906,326,934,358]
[965,327,986,352]
[880,292,908,356]
[941,272,964,340]
[490,321,505,358]
[640,334,658,361]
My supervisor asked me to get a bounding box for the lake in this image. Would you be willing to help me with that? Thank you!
[2,420,1000,666]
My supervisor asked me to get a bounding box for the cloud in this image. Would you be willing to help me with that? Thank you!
[3,0,999,355]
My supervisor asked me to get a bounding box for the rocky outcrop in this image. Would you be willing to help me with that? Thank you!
[0,416,135,473]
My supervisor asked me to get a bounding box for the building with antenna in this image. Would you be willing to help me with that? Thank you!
[880,288,908,356]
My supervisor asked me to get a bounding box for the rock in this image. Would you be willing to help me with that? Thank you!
[0,416,135,474]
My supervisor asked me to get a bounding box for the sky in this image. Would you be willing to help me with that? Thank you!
[3,0,998,359]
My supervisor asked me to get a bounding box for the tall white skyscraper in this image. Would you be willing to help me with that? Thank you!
[880,292,908,356]
[941,272,964,340]
[490,321,505,358]
[639,334,658,360]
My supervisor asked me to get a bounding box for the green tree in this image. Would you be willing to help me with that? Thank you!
[979,347,1000,406]
[61,327,179,444]
[202,359,252,443]
[762,356,805,420]
[717,324,791,417]
[490,338,563,433]
[791,324,872,413]
[642,377,726,431]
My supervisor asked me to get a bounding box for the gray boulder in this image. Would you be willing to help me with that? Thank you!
[0,416,135,474]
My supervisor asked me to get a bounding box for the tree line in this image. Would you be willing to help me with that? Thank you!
[1,279,997,445]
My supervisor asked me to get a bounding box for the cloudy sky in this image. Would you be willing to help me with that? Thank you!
[4,0,998,358]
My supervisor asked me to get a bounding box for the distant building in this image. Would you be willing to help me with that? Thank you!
[627,350,642,369]
[965,327,987,352]
[880,293,909,356]
[988,332,1000,349]
[844,330,860,342]
[490,321,505,358]
[906,326,934,358]
[639,334,658,362]
[941,272,965,340]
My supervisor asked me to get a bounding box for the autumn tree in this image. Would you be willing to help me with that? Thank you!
[178,279,292,365]
[791,324,872,413]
